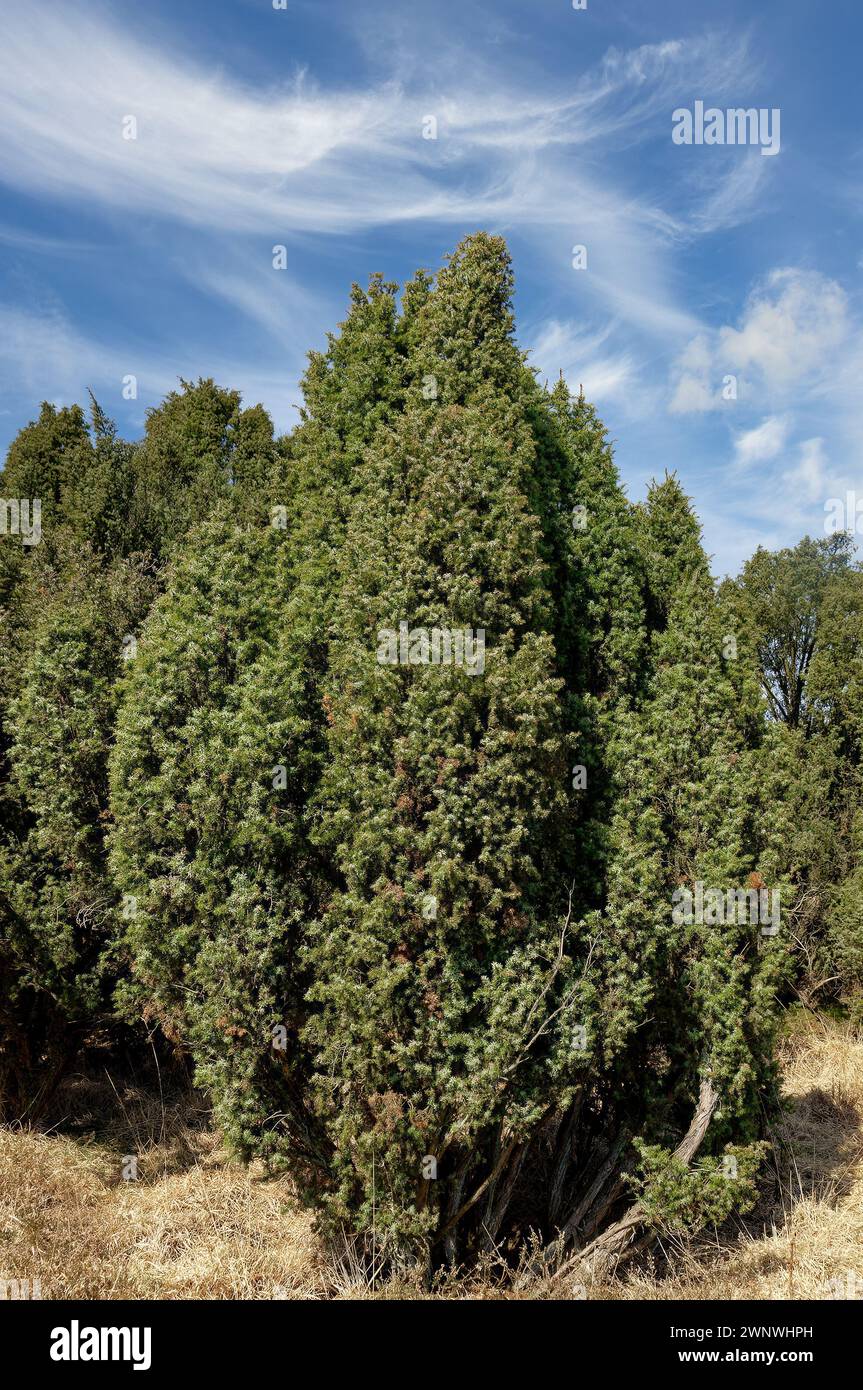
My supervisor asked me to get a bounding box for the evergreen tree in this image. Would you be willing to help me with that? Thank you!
[297,244,777,1262]
[0,402,92,546]
[0,382,278,1119]
[108,278,411,1193]
[0,544,157,1117]
[305,373,573,1254]
[2,233,799,1274]
[107,508,329,1174]
[106,238,788,1270]
[131,377,278,551]
[556,477,784,1259]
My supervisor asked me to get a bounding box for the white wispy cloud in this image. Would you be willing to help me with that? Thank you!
[733,414,790,467]
[185,251,328,353]
[528,319,635,403]
[0,303,305,435]
[0,304,127,398]
[782,437,830,502]
[0,1,777,424]
[0,4,759,248]
[685,153,772,236]
[0,223,102,255]
[669,268,852,413]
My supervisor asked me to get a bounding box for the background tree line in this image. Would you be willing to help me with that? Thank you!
[0,234,860,1273]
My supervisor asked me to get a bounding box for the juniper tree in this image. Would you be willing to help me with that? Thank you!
[0,544,158,1118]
[107,279,411,1191]
[105,239,590,1257]
[130,378,279,551]
[0,396,145,561]
[0,383,277,1119]
[104,238,790,1271]
[107,508,331,1173]
[0,401,129,1116]
[0,402,92,550]
[300,236,663,1262]
[541,381,649,906]
[305,394,574,1254]
[581,477,787,1253]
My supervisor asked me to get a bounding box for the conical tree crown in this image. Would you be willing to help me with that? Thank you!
[134,377,276,549]
[639,472,712,631]
[0,402,91,516]
[99,233,787,1267]
[406,233,527,408]
[107,280,414,1191]
[300,235,580,1247]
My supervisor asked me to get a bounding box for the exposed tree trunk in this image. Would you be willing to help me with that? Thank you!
[442,1160,469,1268]
[481,1140,528,1251]
[552,1076,720,1286]
[548,1091,583,1228]
[436,1134,517,1254]
[560,1128,630,1243]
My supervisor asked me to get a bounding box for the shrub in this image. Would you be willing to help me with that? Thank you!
[109,236,783,1270]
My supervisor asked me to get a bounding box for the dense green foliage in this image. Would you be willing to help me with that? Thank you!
[729,536,863,1007]
[0,381,276,1117]
[0,234,860,1266]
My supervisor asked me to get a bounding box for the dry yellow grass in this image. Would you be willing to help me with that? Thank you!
[0,1075,323,1300]
[594,1016,863,1302]
[1,1014,861,1300]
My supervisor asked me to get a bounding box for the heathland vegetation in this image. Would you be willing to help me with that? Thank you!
[1,234,861,1285]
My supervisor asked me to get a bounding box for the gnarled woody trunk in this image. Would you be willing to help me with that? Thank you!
[553,1076,720,1284]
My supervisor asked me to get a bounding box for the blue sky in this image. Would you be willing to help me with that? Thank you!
[1,0,861,576]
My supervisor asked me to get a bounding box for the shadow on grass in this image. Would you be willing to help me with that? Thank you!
[33,1041,215,1182]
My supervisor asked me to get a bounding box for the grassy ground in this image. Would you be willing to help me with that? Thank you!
[1,1013,861,1300]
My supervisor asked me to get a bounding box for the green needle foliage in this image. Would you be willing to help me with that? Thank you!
[1,234,860,1270]
[0,545,157,1117]
[0,381,276,1119]
[109,278,412,1198]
